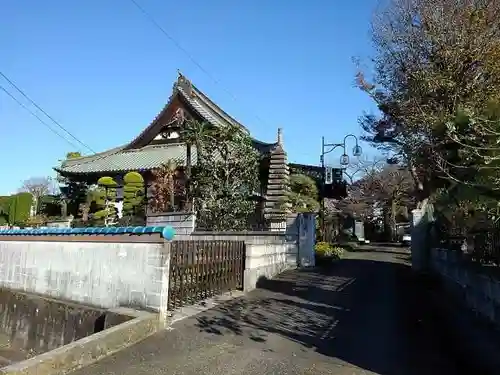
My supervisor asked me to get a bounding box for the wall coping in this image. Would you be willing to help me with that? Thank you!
[0,228,290,243]
[0,226,174,242]
[147,211,195,217]
[0,234,164,243]
[191,231,286,236]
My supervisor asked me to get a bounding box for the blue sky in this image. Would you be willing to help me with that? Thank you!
[0,0,379,195]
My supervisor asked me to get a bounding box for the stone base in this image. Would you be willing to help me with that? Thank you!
[146,212,195,235]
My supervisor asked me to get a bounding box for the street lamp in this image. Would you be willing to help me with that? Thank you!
[319,134,362,240]
[340,153,349,166]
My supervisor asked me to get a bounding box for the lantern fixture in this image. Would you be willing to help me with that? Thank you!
[340,154,349,166]
[353,144,362,157]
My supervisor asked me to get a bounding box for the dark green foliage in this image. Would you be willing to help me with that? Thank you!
[286,174,320,213]
[122,172,145,217]
[39,195,63,218]
[58,151,89,218]
[0,196,10,213]
[59,180,88,218]
[0,196,10,221]
[182,120,260,230]
[0,196,9,225]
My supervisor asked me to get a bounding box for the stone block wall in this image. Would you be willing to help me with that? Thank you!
[44,219,73,228]
[147,212,196,235]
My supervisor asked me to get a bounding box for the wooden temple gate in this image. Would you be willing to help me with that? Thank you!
[167,240,245,310]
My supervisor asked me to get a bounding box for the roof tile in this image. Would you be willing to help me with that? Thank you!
[58,144,197,174]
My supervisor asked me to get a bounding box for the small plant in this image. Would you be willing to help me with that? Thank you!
[315,242,344,264]
[315,241,332,257]
[324,246,344,259]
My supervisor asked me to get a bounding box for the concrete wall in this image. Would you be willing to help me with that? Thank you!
[0,235,170,320]
[0,214,316,320]
[428,247,500,373]
[430,248,500,328]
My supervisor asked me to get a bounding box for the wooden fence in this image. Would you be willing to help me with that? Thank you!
[167,240,245,310]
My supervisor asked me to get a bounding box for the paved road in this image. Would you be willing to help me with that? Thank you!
[72,247,471,375]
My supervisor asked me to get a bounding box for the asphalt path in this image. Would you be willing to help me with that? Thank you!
[72,246,472,375]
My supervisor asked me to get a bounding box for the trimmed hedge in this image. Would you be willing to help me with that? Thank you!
[8,193,33,225]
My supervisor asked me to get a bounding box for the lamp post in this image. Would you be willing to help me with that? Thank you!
[320,134,362,241]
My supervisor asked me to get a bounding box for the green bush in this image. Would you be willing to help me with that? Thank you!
[95,177,118,225]
[97,176,117,188]
[123,171,145,217]
[123,171,144,185]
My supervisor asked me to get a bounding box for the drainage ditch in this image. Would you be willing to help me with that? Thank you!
[0,289,132,367]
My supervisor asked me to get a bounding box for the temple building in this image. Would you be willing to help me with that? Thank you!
[55,73,318,227]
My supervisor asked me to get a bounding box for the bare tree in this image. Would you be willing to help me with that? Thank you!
[343,156,386,184]
[338,161,414,239]
[19,177,58,215]
[358,0,500,205]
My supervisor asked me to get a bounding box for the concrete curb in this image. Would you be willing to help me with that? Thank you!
[0,309,160,375]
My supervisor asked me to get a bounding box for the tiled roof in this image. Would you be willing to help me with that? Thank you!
[176,76,249,133]
[56,73,276,175]
[57,144,197,174]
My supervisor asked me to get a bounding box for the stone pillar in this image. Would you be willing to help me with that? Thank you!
[158,241,171,327]
[411,202,434,273]
[298,213,316,267]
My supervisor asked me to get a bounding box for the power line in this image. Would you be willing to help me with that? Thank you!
[1,81,140,174]
[128,0,269,127]
[0,71,96,154]
[1,74,150,174]
[1,73,149,174]
[0,84,82,151]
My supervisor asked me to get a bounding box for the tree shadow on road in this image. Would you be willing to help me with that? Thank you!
[194,258,467,375]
